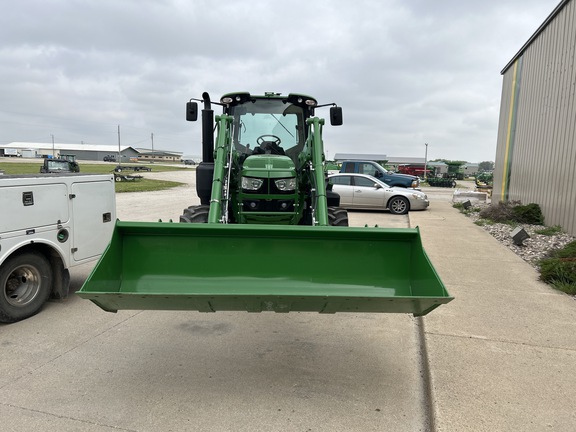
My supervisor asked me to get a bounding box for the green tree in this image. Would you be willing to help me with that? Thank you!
[478,161,494,171]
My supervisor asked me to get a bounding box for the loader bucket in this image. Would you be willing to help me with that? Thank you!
[78,222,453,317]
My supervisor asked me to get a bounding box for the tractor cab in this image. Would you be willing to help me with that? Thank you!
[40,154,80,173]
[224,92,311,164]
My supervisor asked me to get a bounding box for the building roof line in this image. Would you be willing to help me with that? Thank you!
[501,0,571,74]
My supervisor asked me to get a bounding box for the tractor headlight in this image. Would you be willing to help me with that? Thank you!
[274,178,296,191]
[242,177,264,191]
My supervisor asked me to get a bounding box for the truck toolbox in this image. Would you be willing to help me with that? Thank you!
[0,173,116,322]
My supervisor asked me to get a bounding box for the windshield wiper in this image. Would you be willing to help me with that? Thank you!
[270,114,294,137]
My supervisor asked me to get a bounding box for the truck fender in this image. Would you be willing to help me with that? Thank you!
[47,250,70,299]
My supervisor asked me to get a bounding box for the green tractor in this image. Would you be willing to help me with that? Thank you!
[182,92,347,226]
[40,154,80,173]
[78,92,452,317]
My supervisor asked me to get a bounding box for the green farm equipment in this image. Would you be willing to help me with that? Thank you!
[427,177,457,188]
[78,92,452,316]
[40,154,80,173]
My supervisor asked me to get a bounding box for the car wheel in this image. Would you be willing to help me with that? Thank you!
[388,196,410,215]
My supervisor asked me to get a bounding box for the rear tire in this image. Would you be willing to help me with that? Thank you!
[180,205,210,223]
[328,207,349,226]
[0,252,52,323]
[388,196,410,215]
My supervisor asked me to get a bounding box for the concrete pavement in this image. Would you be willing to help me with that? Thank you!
[1,178,575,431]
[410,194,576,431]
[0,194,425,431]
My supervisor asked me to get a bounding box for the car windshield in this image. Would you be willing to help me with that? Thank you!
[359,162,390,177]
[230,99,306,157]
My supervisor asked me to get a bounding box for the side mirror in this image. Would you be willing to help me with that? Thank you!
[374,183,382,189]
[330,106,343,126]
[186,101,198,122]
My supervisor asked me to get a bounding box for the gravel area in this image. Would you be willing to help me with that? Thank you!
[465,204,575,269]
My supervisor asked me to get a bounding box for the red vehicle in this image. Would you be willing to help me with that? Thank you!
[397,164,431,177]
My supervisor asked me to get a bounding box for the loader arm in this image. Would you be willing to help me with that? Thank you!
[307,117,329,226]
[208,114,234,224]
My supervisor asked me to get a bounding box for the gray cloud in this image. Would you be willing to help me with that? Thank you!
[0,0,560,162]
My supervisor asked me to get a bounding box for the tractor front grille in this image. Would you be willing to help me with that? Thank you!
[242,199,295,212]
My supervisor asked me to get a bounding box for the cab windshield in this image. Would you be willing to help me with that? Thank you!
[230,99,306,158]
[47,160,71,171]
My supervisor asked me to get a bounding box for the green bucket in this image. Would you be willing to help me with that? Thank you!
[77,221,453,316]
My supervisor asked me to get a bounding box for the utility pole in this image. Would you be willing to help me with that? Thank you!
[424,143,429,181]
[117,125,121,166]
[151,132,154,163]
[51,134,55,158]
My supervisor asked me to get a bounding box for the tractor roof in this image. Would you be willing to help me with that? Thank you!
[220,92,318,108]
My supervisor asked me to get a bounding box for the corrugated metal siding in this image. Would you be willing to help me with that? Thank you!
[493,72,512,200]
[494,0,576,236]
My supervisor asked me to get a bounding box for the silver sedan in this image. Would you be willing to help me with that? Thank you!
[328,173,429,215]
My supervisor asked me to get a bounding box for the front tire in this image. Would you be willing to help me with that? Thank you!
[0,252,52,323]
[388,196,410,215]
[180,205,210,223]
[328,207,349,226]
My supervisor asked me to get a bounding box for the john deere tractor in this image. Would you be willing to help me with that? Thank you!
[182,92,347,227]
[78,92,452,317]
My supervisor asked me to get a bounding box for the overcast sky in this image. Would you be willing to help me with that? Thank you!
[0,0,561,162]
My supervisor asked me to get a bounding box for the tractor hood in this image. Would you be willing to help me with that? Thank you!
[242,155,296,179]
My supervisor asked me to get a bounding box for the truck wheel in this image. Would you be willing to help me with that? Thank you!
[0,252,52,323]
[388,196,410,215]
[328,207,349,226]
[180,205,210,223]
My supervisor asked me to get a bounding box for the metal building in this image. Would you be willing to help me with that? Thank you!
[333,153,426,165]
[1,143,182,162]
[1,142,140,161]
[494,0,576,236]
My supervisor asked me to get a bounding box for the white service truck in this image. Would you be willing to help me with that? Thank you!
[0,174,116,323]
